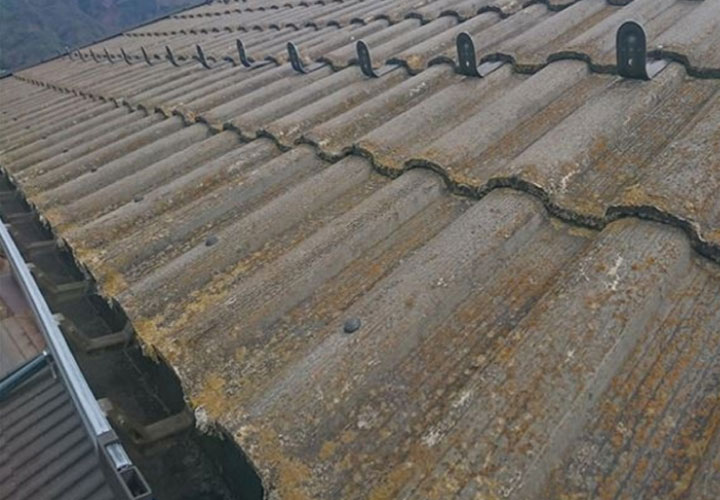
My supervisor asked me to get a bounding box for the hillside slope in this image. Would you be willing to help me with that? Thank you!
[0,0,198,72]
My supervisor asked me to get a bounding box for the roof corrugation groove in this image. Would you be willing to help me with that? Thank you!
[2,0,720,498]
[0,367,115,500]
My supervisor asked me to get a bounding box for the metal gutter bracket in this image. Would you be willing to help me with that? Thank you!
[356,40,395,78]
[195,44,211,69]
[616,20,668,80]
[166,46,180,67]
[456,32,504,78]
[104,48,114,64]
[121,48,132,65]
[89,49,100,63]
[456,32,481,77]
[141,46,153,66]
[455,31,494,78]
[287,42,323,74]
[77,51,86,62]
[236,39,253,67]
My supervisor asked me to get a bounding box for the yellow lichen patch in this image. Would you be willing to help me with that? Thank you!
[403,54,424,72]
[99,267,128,297]
[160,249,262,337]
[358,141,408,173]
[587,136,610,166]
[619,183,667,208]
[318,440,338,461]
[367,461,415,500]
[469,476,503,500]
[70,242,98,264]
[192,373,230,418]
[668,398,720,497]
[556,494,590,500]
[707,229,720,245]
[547,217,597,239]
[340,429,357,444]
[180,107,198,123]
[274,457,314,500]
[251,426,314,500]
[132,318,167,358]
[41,207,65,228]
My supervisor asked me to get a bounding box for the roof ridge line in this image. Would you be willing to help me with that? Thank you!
[72,37,720,81]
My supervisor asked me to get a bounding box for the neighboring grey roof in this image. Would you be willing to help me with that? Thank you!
[1,213,148,500]
[0,366,116,500]
[0,256,119,500]
[0,257,45,378]
[1,0,720,498]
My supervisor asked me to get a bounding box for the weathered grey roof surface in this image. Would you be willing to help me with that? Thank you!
[1,0,719,498]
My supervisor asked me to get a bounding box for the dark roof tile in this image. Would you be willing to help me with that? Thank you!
[0,367,116,500]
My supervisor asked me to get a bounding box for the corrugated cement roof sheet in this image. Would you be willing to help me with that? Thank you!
[1,0,719,498]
